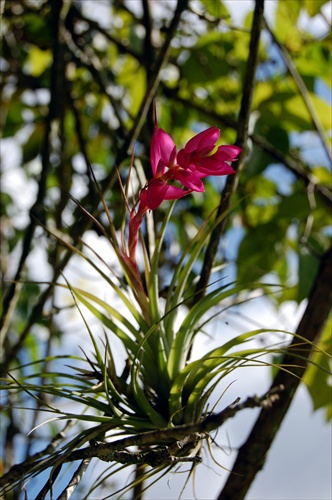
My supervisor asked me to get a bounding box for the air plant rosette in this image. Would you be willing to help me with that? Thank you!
[1,118,317,498]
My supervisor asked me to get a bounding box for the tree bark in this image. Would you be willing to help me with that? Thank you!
[217,243,332,499]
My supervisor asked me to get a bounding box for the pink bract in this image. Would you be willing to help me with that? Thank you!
[147,124,241,210]
[177,126,242,177]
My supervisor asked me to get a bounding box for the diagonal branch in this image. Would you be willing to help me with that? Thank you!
[120,0,189,157]
[264,18,331,164]
[194,0,265,304]
[218,243,332,499]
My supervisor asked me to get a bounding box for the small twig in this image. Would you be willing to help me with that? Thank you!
[264,18,331,164]
[56,459,91,500]
[0,421,74,488]
[122,0,189,155]
[63,8,126,138]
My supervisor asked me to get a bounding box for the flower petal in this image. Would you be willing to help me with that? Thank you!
[150,127,176,175]
[174,169,205,191]
[177,148,191,169]
[194,156,236,175]
[215,145,242,161]
[183,126,220,153]
[150,128,162,176]
[164,185,190,200]
[146,178,169,209]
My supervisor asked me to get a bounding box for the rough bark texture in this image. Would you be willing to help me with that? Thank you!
[218,243,332,499]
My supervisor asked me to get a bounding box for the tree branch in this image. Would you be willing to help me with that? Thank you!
[0,0,63,351]
[194,0,265,303]
[218,243,332,499]
[0,388,284,491]
[120,0,189,156]
[264,18,332,164]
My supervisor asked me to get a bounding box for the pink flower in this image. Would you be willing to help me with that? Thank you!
[146,125,241,210]
[127,124,241,268]
[177,126,241,177]
[147,127,202,210]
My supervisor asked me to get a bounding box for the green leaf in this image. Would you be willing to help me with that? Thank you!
[275,0,302,51]
[26,46,52,77]
[199,0,230,19]
[304,0,329,17]
[303,316,332,420]
[72,289,146,357]
[180,35,230,84]
[169,329,287,422]
[312,166,332,185]
[167,283,231,381]
[23,12,52,46]
[246,121,290,177]
[297,249,320,303]
[260,92,332,132]
[277,190,310,221]
[22,126,43,164]
[2,99,25,137]
[237,220,286,282]
[295,43,331,84]
[164,203,231,343]
[130,359,167,428]
[117,60,146,116]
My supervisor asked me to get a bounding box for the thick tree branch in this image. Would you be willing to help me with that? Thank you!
[218,243,332,499]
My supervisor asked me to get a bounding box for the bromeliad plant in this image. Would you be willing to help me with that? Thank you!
[1,120,306,498]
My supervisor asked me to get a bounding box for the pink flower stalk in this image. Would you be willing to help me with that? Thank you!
[127,124,241,268]
[128,189,148,264]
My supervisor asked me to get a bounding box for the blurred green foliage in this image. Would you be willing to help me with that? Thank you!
[0,0,331,496]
